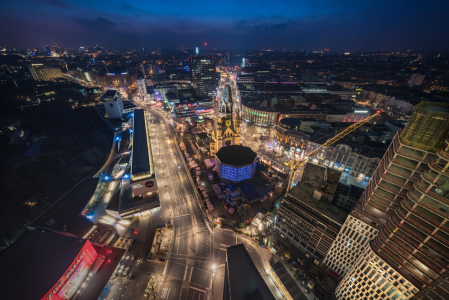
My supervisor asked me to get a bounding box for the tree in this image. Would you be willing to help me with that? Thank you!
[238,208,247,228]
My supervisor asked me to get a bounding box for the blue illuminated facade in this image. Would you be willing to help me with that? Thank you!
[221,164,253,182]
[215,145,257,184]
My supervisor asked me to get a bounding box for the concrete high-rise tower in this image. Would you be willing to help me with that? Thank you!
[329,102,449,300]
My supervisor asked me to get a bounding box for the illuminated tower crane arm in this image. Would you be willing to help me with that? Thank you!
[286,112,381,191]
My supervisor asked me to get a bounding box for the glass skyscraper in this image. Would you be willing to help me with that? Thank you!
[189,56,217,98]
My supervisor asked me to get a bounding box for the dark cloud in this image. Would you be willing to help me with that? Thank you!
[123,3,135,9]
[233,20,246,30]
[1,0,449,51]
[177,25,190,31]
[252,22,289,32]
[33,0,72,8]
[73,17,117,28]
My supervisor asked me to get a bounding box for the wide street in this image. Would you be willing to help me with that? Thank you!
[145,107,285,300]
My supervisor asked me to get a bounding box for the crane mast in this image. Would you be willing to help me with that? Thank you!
[286,113,381,191]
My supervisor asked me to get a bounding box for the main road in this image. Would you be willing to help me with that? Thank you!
[145,107,284,300]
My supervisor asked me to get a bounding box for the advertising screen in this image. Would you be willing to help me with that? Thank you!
[43,241,97,300]
[57,260,89,299]
[131,178,158,196]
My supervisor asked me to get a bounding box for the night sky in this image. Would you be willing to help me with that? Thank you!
[1,0,448,51]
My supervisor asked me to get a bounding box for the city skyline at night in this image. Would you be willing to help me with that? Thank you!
[1,0,449,51]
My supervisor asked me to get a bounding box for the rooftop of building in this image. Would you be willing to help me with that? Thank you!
[287,163,348,224]
[225,244,275,300]
[103,89,118,98]
[216,145,257,166]
[123,101,137,109]
[0,231,86,300]
[29,177,99,238]
[120,190,159,213]
[270,260,303,300]
[165,91,178,100]
[176,98,214,106]
[106,180,160,215]
[117,129,130,154]
[279,118,330,127]
[239,182,261,202]
[79,245,126,300]
[131,109,153,177]
[360,84,435,102]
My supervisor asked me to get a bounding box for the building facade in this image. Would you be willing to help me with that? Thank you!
[101,90,124,118]
[331,102,449,300]
[189,56,217,98]
[241,104,278,126]
[172,100,214,121]
[241,103,372,127]
[275,164,347,264]
[154,83,177,102]
[28,64,63,81]
[322,213,380,280]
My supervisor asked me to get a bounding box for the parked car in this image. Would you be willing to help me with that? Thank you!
[130,255,135,261]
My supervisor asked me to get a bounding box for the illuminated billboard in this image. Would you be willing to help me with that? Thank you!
[43,241,97,300]
[57,260,89,299]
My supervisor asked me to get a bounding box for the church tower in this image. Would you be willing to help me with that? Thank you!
[210,84,240,153]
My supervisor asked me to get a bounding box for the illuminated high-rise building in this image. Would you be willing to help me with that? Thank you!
[195,47,199,55]
[242,57,246,68]
[189,56,217,98]
[330,102,449,300]
[45,45,51,55]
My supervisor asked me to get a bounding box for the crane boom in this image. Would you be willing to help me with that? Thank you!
[286,113,381,191]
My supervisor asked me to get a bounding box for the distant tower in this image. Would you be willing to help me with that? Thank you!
[195,47,199,55]
[45,45,51,55]
[242,58,245,68]
[210,84,240,153]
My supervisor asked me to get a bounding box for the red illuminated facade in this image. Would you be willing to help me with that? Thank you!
[43,240,98,300]
[174,100,214,120]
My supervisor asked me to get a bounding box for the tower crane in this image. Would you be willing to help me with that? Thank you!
[286,112,381,191]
